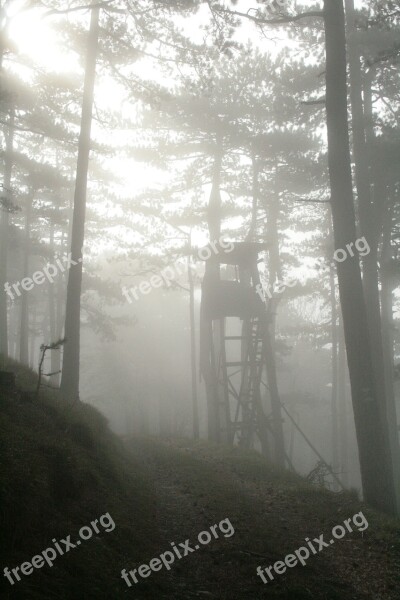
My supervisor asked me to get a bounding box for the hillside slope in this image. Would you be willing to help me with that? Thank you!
[127,438,400,600]
[1,361,399,599]
[0,361,160,600]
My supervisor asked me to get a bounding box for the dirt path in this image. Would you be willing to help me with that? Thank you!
[128,438,400,600]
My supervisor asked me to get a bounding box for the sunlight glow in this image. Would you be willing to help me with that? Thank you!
[8,8,78,73]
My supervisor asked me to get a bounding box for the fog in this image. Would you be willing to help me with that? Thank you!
[1,1,400,598]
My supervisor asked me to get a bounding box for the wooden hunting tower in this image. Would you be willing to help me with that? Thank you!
[200,242,275,455]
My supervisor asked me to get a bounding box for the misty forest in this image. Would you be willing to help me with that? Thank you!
[1,0,400,598]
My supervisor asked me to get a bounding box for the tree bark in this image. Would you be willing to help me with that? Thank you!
[60,6,100,400]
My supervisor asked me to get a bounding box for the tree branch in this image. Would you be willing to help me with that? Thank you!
[213,7,323,26]
[41,0,118,17]
[301,98,326,106]
[291,197,330,204]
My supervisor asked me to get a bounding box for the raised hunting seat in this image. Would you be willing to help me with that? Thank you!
[201,280,265,319]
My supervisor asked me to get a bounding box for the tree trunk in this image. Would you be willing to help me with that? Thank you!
[48,212,62,386]
[207,135,222,241]
[29,302,37,370]
[338,315,349,487]
[330,260,340,490]
[381,190,399,460]
[19,191,33,366]
[0,108,14,357]
[323,0,397,515]
[246,151,259,242]
[381,191,394,388]
[263,314,285,467]
[188,240,199,439]
[345,0,400,511]
[264,167,285,468]
[53,230,68,387]
[0,0,9,70]
[60,6,100,400]
[201,134,228,442]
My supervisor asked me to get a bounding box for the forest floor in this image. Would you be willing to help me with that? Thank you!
[1,361,399,600]
[127,437,400,600]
